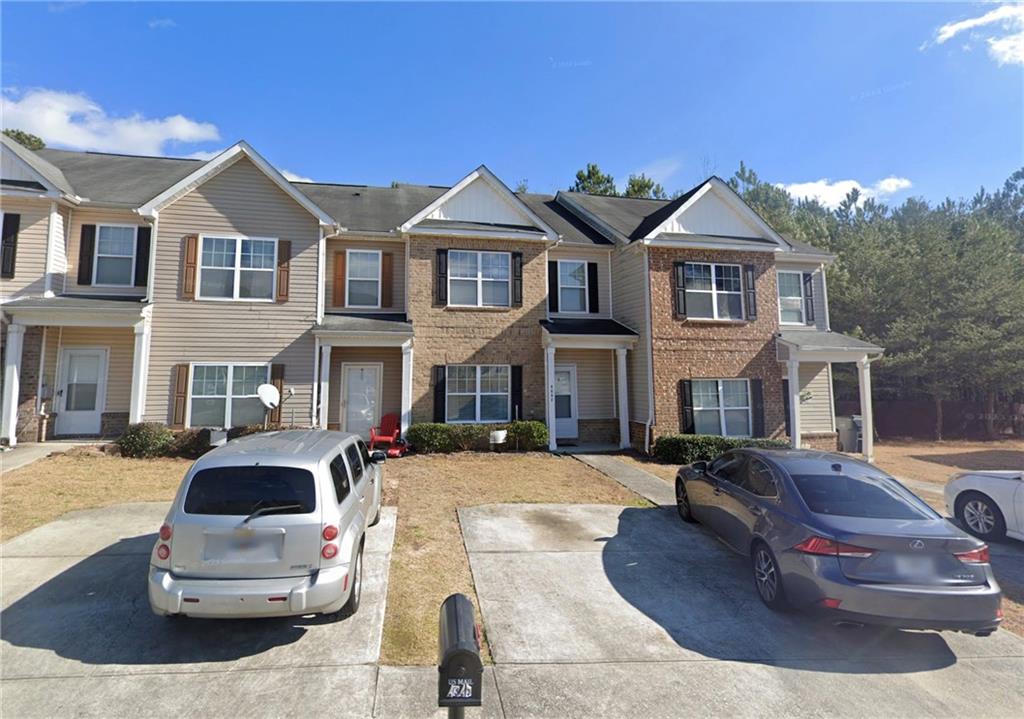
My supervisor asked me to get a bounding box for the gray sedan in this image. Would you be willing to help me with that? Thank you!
[674,449,1003,636]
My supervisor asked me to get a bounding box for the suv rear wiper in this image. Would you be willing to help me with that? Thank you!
[241,503,302,524]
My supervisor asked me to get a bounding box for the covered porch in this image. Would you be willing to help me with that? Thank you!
[313,313,413,441]
[1,296,151,445]
[776,329,884,463]
[541,319,638,452]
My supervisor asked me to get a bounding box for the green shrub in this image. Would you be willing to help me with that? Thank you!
[406,423,457,453]
[167,428,212,459]
[406,420,550,453]
[652,434,789,465]
[505,420,549,450]
[118,422,174,458]
[226,424,280,441]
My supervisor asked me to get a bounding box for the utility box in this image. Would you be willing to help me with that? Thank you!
[836,415,863,453]
[438,593,483,711]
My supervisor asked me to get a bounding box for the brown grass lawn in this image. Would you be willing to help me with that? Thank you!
[610,451,679,483]
[1,448,191,542]
[870,438,1024,486]
[380,452,647,665]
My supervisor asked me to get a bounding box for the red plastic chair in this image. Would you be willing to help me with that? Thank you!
[370,413,401,450]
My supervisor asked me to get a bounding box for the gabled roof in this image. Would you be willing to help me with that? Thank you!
[296,183,446,233]
[517,193,611,246]
[2,135,75,196]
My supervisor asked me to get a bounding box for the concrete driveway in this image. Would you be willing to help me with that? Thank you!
[1,502,396,718]
[461,504,1024,718]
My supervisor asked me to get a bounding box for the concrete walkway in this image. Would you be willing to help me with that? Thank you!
[573,453,675,506]
[0,442,94,473]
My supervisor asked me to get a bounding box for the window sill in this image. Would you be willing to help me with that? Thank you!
[194,297,276,304]
[679,318,750,325]
[444,305,513,312]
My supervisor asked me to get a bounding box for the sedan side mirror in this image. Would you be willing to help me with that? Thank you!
[370,450,387,464]
[692,460,708,472]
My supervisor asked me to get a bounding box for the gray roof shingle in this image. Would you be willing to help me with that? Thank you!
[777,329,883,353]
[540,318,638,336]
[1,135,75,195]
[317,313,413,334]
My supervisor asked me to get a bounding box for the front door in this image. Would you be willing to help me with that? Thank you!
[554,364,578,439]
[56,348,107,436]
[341,363,381,440]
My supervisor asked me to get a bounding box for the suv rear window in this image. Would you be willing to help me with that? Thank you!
[791,473,934,520]
[184,466,316,515]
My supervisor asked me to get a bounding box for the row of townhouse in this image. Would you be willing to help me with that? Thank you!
[0,135,883,459]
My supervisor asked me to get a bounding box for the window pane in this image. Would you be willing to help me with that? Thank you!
[560,287,586,312]
[239,270,273,299]
[348,279,379,306]
[200,268,235,298]
[481,280,509,306]
[446,395,476,422]
[479,366,508,393]
[202,238,236,268]
[232,366,266,396]
[780,297,803,323]
[685,291,713,318]
[240,239,276,269]
[231,397,266,427]
[694,409,721,435]
[778,273,803,298]
[559,261,586,287]
[717,292,743,319]
[191,398,226,427]
[685,263,712,291]
[447,366,477,394]
[721,380,749,408]
[481,253,509,280]
[192,366,228,396]
[348,251,379,279]
[95,256,133,285]
[450,279,478,305]
[66,383,98,411]
[449,251,477,278]
[480,395,508,421]
[692,380,720,408]
[715,265,742,292]
[555,395,572,419]
[97,226,135,255]
[724,409,751,437]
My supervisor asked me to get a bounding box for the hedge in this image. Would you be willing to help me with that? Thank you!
[406,420,549,453]
[652,434,789,465]
[118,422,174,458]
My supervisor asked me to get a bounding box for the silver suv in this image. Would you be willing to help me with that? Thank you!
[148,430,384,619]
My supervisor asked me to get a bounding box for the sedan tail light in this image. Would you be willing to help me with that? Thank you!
[794,536,875,558]
[955,546,990,564]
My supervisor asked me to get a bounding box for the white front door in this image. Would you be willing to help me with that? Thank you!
[341,363,381,440]
[554,364,578,439]
[56,348,108,436]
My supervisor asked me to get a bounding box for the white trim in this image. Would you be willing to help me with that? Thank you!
[318,341,332,428]
[91,223,138,288]
[1,324,25,445]
[340,362,384,434]
[787,361,801,449]
[43,202,59,296]
[615,348,629,448]
[145,212,159,302]
[409,226,549,241]
[826,362,837,433]
[857,357,875,463]
[444,364,511,424]
[606,248,614,316]
[555,259,589,314]
[185,361,271,429]
[683,262,745,321]
[7,306,144,328]
[776,270,807,326]
[545,346,557,450]
[820,262,832,330]
[401,340,414,437]
[344,248,383,309]
[541,331,637,351]
[0,137,64,197]
[447,249,511,308]
[195,234,278,302]
[691,378,753,438]
[55,346,109,436]
[643,236,781,253]
[316,226,326,324]
[129,314,152,423]
[310,330,412,347]
[36,326,47,414]
[137,141,338,227]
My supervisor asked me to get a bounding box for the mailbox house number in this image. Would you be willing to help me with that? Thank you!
[446,678,474,699]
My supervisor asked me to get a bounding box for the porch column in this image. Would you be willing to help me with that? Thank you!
[128,316,152,424]
[787,359,801,449]
[1,324,26,447]
[318,343,332,429]
[857,357,875,463]
[545,345,557,451]
[616,348,630,449]
[400,340,414,437]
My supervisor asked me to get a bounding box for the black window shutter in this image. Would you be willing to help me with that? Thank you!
[587,262,599,314]
[673,262,687,318]
[0,213,20,279]
[511,366,523,421]
[134,227,152,287]
[435,249,448,304]
[750,379,765,437]
[782,379,791,436]
[78,224,96,285]
[511,252,523,307]
[679,379,695,434]
[547,261,559,312]
[744,265,758,320]
[432,365,446,422]
[803,272,815,325]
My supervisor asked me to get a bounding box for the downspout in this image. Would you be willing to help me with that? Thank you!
[316,225,326,324]
[144,211,159,303]
[43,201,59,297]
[642,244,655,454]
[62,206,73,295]
[819,262,831,331]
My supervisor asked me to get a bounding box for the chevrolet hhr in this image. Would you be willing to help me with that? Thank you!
[149,430,384,619]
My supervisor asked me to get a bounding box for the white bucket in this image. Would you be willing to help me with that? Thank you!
[489,430,508,444]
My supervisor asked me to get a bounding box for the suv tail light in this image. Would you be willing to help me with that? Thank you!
[321,544,338,559]
[955,546,990,564]
[322,525,339,541]
[159,523,173,541]
[156,544,170,560]
[794,536,875,558]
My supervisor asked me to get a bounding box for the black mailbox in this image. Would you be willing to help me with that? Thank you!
[438,593,483,711]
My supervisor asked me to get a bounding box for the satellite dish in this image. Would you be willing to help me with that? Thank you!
[257,383,281,410]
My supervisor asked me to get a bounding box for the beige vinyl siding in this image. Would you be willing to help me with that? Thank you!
[65,208,149,297]
[796,361,834,432]
[776,261,828,331]
[325,237,406,313]
[48,207,68,293]
[554,348,617,419]
[611,245,650,423]
[548,247,611,319]
[0,197,50,297]
[328,347,402,430]
[144,156,320,426]
[44,326,134,413]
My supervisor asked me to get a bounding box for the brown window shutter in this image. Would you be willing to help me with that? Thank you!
[276,240,291,302]
[332,251,346,306]
[181,235,198,299]
[77,224,96,285]
[381,252,394,308]
[0,213,20,279]
[269,364,285,425]
[171,364,190,429]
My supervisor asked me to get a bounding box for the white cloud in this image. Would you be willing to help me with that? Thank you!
[183,149,223,161]
[148,18,176,30]
[777,176,913,209]
[930,3,1024,66]
[0,88,220,155]
[632,157,681,184]
[282,170,314,183]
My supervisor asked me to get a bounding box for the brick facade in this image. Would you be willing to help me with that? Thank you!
[646,247,787,443]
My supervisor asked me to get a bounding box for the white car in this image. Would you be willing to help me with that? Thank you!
[945,471,1024,542]
[149,429,384,619]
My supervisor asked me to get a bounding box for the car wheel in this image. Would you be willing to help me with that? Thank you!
[956,492,1007,541]
[342,542,364,616]
[752,542,788,611]
[675,479,696,523]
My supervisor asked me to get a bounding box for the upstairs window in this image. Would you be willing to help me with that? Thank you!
[558,260,588,312]
[198,236,277,301]
[685,263,743,320]
[93,225,137,286]
[346,249,381,307]
[777,271,806,324]
[446,365,510,423]
[449,250,510,307]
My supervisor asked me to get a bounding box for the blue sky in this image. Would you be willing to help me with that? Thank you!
[2,2,1021,207]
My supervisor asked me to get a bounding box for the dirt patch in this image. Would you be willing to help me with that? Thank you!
[871,439,1024,486]
[380,452,648,665]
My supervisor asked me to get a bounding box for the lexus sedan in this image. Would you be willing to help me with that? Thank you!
[674,449,1002,636]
